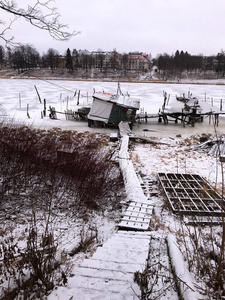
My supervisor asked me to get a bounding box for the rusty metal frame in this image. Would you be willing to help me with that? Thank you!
[158,173,224,217]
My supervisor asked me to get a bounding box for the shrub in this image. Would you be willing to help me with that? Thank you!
[0,125,122,210]
[0,124,123,299]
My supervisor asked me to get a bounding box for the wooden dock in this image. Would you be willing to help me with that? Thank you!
[136,93,225,127]
[136,110,222,127]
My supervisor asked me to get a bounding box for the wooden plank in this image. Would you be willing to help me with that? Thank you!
[81,258,145,273]
[127,202,154,209]
[118,220,149,230]
[121,216,151,223]
[72,266,133,282]
[66,273,138,295]
[92,247,149,263]
[111,231,151,240]
[123,211,152,217]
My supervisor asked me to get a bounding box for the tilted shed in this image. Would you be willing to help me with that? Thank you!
[88,93,140,127]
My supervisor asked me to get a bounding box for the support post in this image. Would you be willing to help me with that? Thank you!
[43,99,46,117]
[27,104,30,118]
[19,93,21,109]
[34,85,42,103]
[77,90,80,105]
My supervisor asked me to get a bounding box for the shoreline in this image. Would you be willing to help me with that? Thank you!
[1,75,225,138]
[22,115,225,139]
[1,72,225,86]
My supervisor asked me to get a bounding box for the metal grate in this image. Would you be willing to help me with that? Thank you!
[158,173,224,217]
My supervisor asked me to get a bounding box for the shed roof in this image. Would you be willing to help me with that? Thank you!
[93,93,140,110]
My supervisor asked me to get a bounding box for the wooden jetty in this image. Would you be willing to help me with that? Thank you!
[136,108,221,127]
[136,92,224,127]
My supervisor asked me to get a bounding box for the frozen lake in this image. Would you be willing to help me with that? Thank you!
[1,78,225,137]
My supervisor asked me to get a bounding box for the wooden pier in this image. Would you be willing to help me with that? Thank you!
[136,91,224,127]
[136,110,221,127]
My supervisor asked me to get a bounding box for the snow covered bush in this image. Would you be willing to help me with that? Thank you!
[0,217,65,299]
[177,218,225,299]
[0,124,123,299]
[0,124,122,211]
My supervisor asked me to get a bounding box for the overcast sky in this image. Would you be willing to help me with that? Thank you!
[1,0,225,57]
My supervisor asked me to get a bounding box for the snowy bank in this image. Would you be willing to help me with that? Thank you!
[167,234,199,300]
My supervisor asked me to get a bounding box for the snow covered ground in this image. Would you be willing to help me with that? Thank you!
[1,78,225,299]
[1,78,225,124]
[1,77,224,187]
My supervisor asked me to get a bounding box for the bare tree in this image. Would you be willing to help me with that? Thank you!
[0,0,78,45]
[11,44,40,72]
[42,47,59,72]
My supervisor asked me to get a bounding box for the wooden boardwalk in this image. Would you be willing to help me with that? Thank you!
[59,231,151,300]
[48,122,200,300]
[118,121,155,230]
[48,121,153,299]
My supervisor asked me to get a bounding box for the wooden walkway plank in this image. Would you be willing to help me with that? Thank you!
[48,285,137,300]
[113,230,151,237]
[64,274,140,296]
[118,201,154,231]
[81,258,145,273]
[103,237,150,251]
[118,220,149,230]
[72,266,133,281]
[92,246,148,264]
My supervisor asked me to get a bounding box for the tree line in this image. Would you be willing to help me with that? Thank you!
[155,50,225,80]
[1,44,225,78]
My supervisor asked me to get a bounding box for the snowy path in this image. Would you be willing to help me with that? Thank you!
[48,123,153,299]
[48,221,152,298]
[48,231,151,300]
[117,122,155,231]
[48,122,196,300]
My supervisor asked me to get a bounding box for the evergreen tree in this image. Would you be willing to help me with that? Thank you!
[65,48,73,72]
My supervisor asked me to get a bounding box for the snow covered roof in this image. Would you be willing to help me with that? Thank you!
[164,96,221,114]
[93,93,140,110]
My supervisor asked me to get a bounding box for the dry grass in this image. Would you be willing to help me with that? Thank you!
[0,123,123,299]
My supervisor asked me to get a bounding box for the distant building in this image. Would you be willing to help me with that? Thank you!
[77,49,91,55]
[128,52,150,71]
[90,51,114,69]
[69,49,151,72]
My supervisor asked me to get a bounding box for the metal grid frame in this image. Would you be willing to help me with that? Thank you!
[158,173,224,216]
